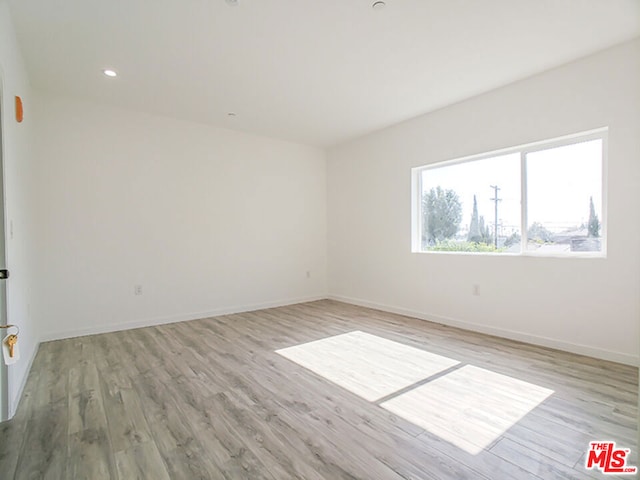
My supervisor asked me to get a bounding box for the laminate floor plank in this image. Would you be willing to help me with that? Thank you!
[68,389,108,436]
[99,374,153,453]
[67,427,116,480]
[0,416,25,478]
[132,372,226,480]
[0,368,35,479]
[13,399,68,480]
[491,437,631,480]
[69,361,100,395]
[114,442,171,480]
[1,300,636,479]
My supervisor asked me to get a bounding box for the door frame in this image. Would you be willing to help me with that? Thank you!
[0,67,9,422]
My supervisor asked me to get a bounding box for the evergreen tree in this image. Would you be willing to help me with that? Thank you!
[479,215,493,244]
[467,195,481,242]
[587,196,600,238]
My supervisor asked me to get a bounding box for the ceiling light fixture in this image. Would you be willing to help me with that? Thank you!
[372,1,386,10]
[103,69,118,78]
[225,0,238,6]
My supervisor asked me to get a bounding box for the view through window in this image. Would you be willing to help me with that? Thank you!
[413,130,606,255]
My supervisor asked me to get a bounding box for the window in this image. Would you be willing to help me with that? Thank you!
[412,129,606,256]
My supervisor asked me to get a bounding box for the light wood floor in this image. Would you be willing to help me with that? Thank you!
[0,300,637,479]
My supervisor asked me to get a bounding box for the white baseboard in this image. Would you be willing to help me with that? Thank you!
[9,339,40,419]
[328,294,638,366]
[40,294,328,342]
[34,291,639,366]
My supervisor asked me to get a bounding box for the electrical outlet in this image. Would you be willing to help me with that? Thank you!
[134,285,143,296]
[473,284,480,296]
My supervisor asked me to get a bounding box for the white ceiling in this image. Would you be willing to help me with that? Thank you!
[8,0,640,147]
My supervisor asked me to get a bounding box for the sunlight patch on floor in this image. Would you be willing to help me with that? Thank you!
[276,331,459,401]
[380,365,554,454]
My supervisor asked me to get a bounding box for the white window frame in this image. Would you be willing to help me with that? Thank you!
[411,128,608,258]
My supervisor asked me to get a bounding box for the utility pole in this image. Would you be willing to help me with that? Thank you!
[490,185,501,249]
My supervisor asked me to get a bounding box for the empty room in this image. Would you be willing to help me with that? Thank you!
[0,0,639,479]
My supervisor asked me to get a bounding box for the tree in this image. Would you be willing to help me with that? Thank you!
[467,195,481,243]
[588,196,600,238]
[422,187,462,245]
[466,195,493,245]
[479,215,493,244]
[504,231,521,247]
[528,222,553,243]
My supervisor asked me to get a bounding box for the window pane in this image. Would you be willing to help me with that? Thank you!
[420,153,521,252]
[525,139,603,253]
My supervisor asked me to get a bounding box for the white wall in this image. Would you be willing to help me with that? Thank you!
[328,39,640,365]
[32,93,327,339]
[0,0,39,417]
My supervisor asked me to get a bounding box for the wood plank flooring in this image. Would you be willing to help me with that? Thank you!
[0,300,637,479]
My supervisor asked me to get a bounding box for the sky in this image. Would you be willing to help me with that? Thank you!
[420,138,603,235]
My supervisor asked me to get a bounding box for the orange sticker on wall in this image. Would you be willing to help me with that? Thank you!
[15,96,23,123]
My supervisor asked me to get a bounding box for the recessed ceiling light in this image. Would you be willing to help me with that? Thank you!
[103,69,117,78]
[227,112,237,117]
[226,0,238,6]
[372,1,386,10]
